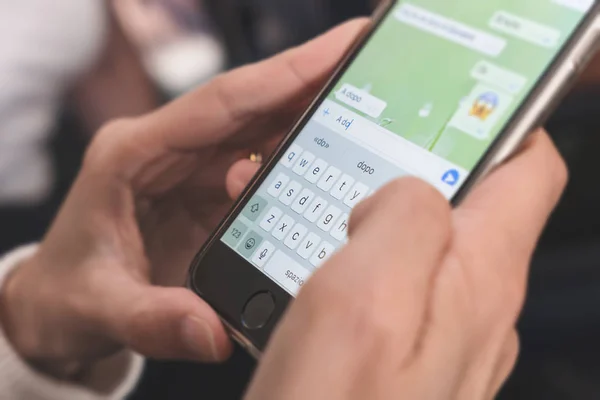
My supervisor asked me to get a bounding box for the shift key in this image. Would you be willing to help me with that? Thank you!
[264,251,313,296]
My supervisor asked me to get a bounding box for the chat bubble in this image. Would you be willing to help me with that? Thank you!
[395,3,507,57]
[335,84,388,118]
[490,11,562,49]
[471,61,527,94]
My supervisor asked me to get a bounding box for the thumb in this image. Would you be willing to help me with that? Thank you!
[109,286,232,362]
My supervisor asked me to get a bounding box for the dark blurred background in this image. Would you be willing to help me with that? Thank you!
[2,0,600,398]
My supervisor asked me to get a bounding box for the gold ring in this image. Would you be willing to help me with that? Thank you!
[249,153,263,163]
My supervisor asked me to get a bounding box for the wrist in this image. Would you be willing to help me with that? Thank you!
[0,255,87,381]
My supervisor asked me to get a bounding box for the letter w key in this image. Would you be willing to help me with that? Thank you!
[293,151,315,176]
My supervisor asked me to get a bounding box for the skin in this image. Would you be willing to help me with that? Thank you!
[0,18,567,398]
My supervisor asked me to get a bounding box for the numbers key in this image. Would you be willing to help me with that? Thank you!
[223,220,249,248]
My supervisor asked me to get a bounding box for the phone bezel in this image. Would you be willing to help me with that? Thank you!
[190,0,600,355]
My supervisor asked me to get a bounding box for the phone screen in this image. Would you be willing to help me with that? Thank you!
[220,0,593,296]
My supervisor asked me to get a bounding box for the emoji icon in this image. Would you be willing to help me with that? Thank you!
[469,92,499,121]
[245,238,256,250]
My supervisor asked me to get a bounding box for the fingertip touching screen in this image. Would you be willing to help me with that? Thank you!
[221,0,593,296]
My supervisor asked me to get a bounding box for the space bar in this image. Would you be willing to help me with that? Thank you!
[264,251,312,296]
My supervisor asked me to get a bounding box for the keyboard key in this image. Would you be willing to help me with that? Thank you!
[237,230,264,259]
[304,196,328,223]
[305,158,328,184]
[278,180,302,206]
[330,213,349,242]
[343,182,370,208]
[242,195,268,222]
[251,240,276,268]
[292,151,315,176]
[310,241,336,268]
[297,232,322,259]
[317,166,341,192]
[272,214,295,241]
[317,205,342,232]
[330,174,355,200]
[284,223,308,250]
[281,144,303,168]
[259,206,283,233]
[267,173,290,198]
[222,220,249,248]
[291,188,314,215]
[264,250,312,296]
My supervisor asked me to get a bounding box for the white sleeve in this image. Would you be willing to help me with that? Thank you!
[0,245,145,400]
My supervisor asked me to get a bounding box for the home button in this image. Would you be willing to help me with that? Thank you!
[242,291,276,330]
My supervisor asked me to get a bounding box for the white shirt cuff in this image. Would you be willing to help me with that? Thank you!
[0,245,145,400]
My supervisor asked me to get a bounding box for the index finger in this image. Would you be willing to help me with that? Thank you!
[143,19,370,151]
[454,130,568,273]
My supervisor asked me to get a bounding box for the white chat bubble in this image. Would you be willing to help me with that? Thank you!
[335,84,388,118]
[471,61,527,94]
[490,11,562,49]
[448,83,514,140]
[395,3,507,57]
[553,0,594,12]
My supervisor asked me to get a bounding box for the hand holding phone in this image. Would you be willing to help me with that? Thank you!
[190,0,599,356]
[245,131,567,400]
[0,20,370,376]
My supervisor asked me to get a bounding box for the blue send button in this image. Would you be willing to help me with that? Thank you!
[441,169,460,186]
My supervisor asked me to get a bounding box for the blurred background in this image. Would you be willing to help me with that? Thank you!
[2,1,600,398]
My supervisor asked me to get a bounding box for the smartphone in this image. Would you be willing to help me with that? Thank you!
[189,0,600,357]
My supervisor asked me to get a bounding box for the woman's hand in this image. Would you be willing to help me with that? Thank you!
[246,131,567,400]
[0,20,369,378]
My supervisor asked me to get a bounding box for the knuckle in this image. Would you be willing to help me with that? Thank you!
[301,250,426,359]
[83,118,137,173]
[96,118,136,145]
[350,301,402,346]
[210,72,250,122]
[346,292,422,359]
[303,274,412,353]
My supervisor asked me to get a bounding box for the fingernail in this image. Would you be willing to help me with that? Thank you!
[181,317,220,361]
